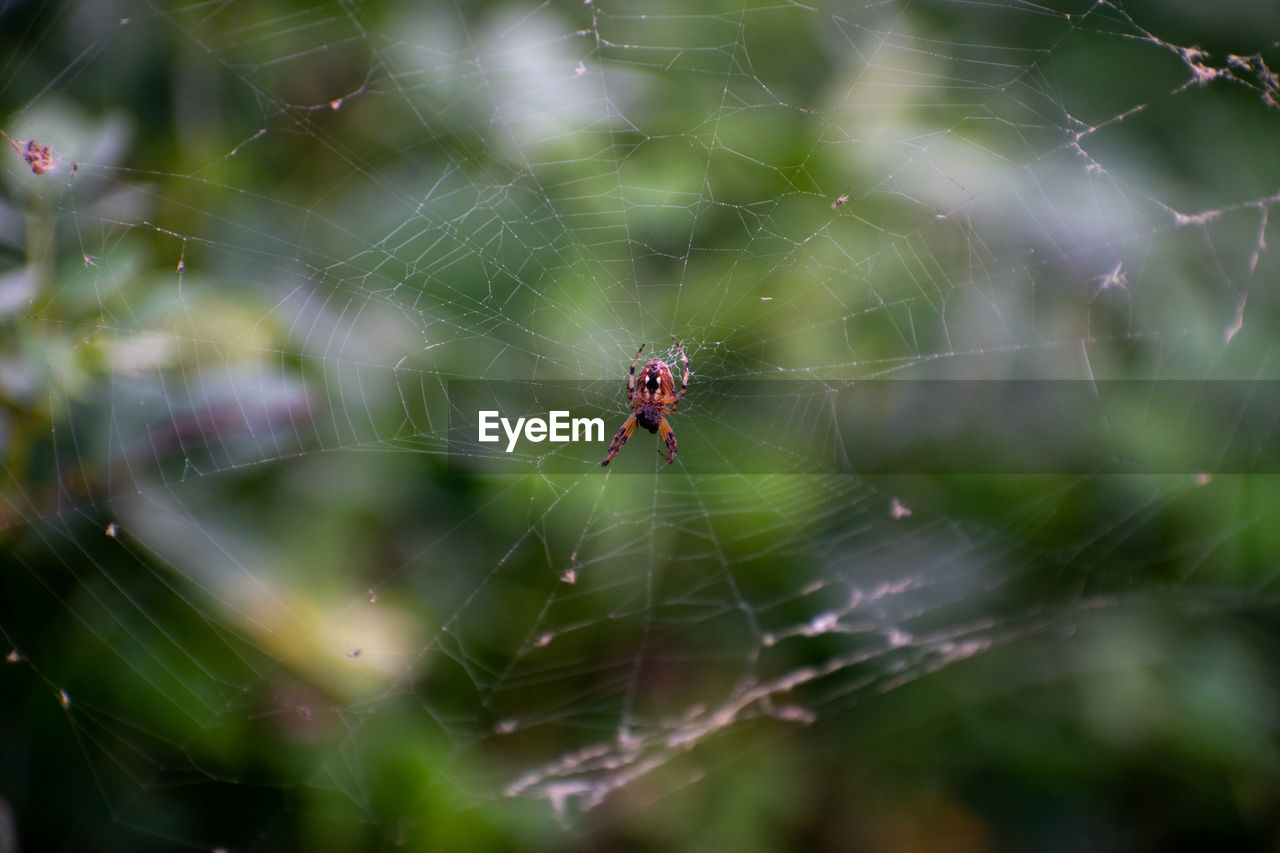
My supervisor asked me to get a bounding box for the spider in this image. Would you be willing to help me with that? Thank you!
[601,338,690,466]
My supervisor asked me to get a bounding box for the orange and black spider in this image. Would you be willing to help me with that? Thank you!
[601,338,690,466]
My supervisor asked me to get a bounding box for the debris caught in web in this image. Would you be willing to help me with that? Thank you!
[2,130,69,174]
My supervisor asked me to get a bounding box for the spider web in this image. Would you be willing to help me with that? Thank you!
[3,1,1280,849]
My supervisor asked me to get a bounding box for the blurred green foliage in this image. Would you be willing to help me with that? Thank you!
[2,1,1280,851]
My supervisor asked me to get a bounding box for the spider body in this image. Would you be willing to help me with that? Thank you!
[601,339,690,466]
[634,402,665,434]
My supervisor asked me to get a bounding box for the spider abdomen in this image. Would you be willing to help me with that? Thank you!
[637,359,672,402]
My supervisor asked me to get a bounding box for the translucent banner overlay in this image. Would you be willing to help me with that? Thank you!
[447,380,1280,475]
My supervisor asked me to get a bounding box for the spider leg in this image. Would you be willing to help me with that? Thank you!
[670,338,691,404]
[626,343,645,404]
[657,416,677,463]
[601,412,639,466]
[668,338,690,410]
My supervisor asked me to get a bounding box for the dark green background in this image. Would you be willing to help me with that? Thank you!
[2,1,1279,851]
